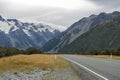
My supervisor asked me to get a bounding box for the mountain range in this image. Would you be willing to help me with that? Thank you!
[42,11,120,53]
[0,16,61,49]
[0,11,120,53]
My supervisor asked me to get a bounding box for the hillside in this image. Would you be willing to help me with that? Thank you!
[46,11,120,52]
[59,16,120,53]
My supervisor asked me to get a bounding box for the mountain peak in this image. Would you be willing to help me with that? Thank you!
[89,14,96,17]
[7,19,18,23]
[112,11,120,15]
[0,16,61,50]
[98,12,107,16]
[49,11,120,52]
[0,16,3,21]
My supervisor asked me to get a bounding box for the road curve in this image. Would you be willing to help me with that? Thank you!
[61,55,120,80]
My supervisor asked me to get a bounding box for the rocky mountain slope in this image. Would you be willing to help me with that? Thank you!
[0,16,61,49]
[59,13,120,53]
[44,11,120,52]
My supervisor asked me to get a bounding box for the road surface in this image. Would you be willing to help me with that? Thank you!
[61,55,120,80]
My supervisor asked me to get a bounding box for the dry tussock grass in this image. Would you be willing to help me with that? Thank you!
[85,55,120,60]
[93,55,120,60]
[0,54,69,73]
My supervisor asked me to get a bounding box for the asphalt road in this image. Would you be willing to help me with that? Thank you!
[61,55,120,80]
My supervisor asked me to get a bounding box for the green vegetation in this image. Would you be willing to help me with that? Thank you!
[59,16,120,55]
[0,46,42,58]
[25,47,42,55]
[83,47,120,55]
[42,38,60,52]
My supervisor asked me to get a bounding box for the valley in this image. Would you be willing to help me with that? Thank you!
[0,7,120,80]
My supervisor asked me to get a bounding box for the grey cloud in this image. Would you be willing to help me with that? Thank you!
[0,0,102,27]
[35,9,102,27]
[0,0,120,28]
[88,0,120,8]
[0,1,7,14]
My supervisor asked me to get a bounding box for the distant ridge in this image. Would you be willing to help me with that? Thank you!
[42,11,120,53]
[0,16,61,49]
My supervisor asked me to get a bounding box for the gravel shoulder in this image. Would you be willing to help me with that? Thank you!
[0,67,80,80]
[44,67,80,80]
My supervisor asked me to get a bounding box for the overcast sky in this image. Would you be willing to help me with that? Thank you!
[0,0,120,30]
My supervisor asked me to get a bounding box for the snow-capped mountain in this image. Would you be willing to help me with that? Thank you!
[0,16,61,49]
[49,11,120,52]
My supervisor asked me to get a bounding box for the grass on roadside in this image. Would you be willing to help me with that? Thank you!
[0,54,70,73]
[93,55,120,60]
[84,55,120,60]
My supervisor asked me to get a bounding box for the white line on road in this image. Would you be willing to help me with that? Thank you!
[63,57,109,80]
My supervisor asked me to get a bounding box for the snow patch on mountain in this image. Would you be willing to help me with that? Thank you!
[0,16,61,49]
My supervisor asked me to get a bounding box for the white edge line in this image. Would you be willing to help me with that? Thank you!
[63,57,109,80]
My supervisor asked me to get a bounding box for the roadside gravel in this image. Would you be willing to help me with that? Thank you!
[44,67,80,80]
[0,67,80,80]
[0,69,49,80]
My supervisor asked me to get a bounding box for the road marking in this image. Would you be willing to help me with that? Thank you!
[63,57,109,80]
